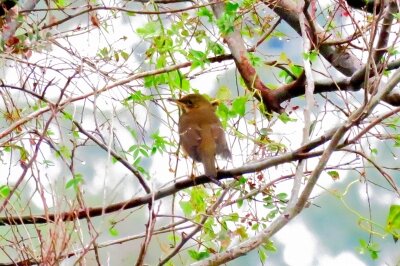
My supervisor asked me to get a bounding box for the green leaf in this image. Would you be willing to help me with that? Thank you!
[46,129,55,136]
[154,35,173,52]
[267,209,278,219]
[386,205,400,237]
[216,3,239,35]
[136,21,161,39]
[139,148,149,157]
[242,0,257,8]
[129,144,151,159]
[263,196,274,209]
[235,226,248,239]
[248,53,261,67]
[72,130,79,138]
[98,47,109,58]
[216,14,235,35]
[237,198,243,208]
[238,176,247,184]
[279,65,303,83]
[252,223,259,230]
[151,132,171,154]
[167,233,181,243]
[194,29,206,43]
[258,248,267,263]
[357,239,380,260]
[133,156,141,166]
[278,113,296,124]
[302,50,319,62]
[279,69,293,83]
[216,102,230,127]
[327,170,340,180]
[114,51,119,62]
[62,111,73,121]
[232,96,247,117]
[188,49,209,69]
[276,192,288,201]
[384,116,400,129]
[387,47,399,56]
[262,240,277,252]
[225,2,239,13]
[17,145,29,161]
[216,86,232,101]
[120,51,130,61]
[109,227,119,236]
[168,70,190,91]
[224,213,239,222]
[189,187,208,213]
[394,135,400,147]
[290,64,303,77]
[197,7,213,22]
[65,173,84,189]
[209,42,224,56]
[392,12,400,20]
[124,91,153,105]
[188,250,210,261]
[58,145,71,159]
[0,185,11,198]
[325,20,336,31]
[55,0,68,7]
[43,159,55,167]
[180,201,192,217]
[271,30,286,39]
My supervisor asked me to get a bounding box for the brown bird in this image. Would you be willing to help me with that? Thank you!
[169,94,231,184]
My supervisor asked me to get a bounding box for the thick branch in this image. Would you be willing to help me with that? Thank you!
[273,55,400,106]
[0,146,323,226]
[272,77,356,103]
[264,0,362,76]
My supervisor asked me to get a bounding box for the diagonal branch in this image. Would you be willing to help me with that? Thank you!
[263,0,362,76]
[210,0,283,113]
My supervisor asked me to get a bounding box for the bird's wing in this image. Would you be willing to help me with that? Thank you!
[211,124,232,159]
[179,125,202,162]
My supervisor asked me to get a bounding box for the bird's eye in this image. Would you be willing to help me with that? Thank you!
[186,100,193,106]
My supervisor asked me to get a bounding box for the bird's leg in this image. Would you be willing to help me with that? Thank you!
[215,160,221,172]
[190,160,197,185]
[207,175,224,187]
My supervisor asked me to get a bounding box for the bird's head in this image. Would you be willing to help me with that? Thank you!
[168,94,213,113]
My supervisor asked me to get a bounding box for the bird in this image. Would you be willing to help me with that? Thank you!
[168,94,231,185]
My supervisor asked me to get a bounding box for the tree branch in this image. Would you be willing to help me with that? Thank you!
[264,0,363,76]
[211,0,283,113]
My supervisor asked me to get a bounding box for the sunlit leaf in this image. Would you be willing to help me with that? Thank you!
[0,185,11,198]
[65,173,84,189]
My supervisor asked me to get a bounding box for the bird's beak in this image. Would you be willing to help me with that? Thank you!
[168,98,190,113]
[167,98,178,103]
[168,98,183,106]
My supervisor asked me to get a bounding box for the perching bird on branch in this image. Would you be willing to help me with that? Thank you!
[168,94,231,185]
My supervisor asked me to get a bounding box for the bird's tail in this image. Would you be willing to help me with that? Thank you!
[203,156,216,177]
[202,156,222,186]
